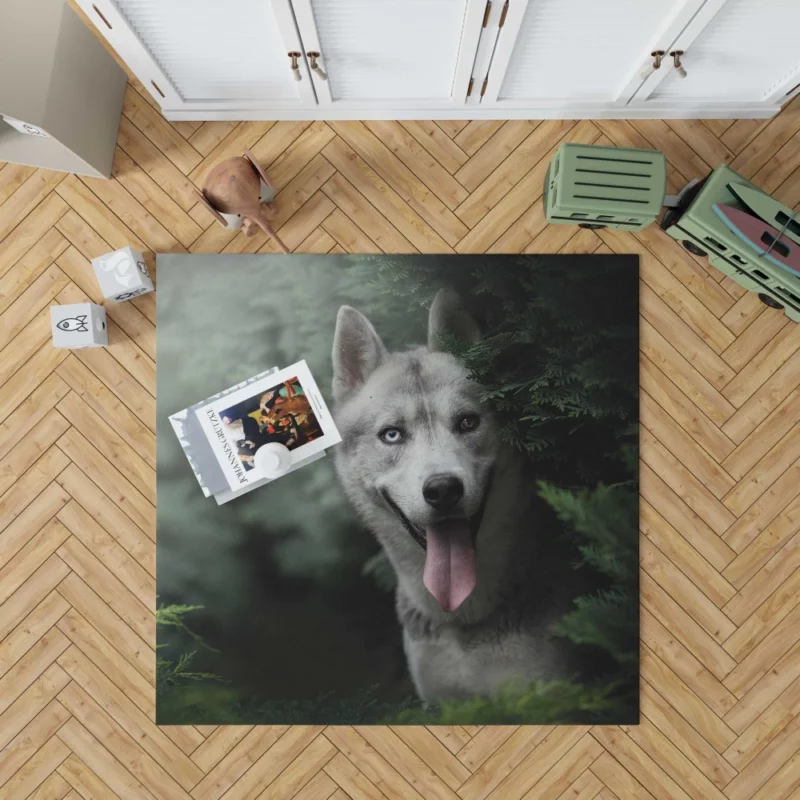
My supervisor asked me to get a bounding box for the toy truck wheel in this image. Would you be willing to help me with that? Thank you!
[682,240,707,257]
[578,223,607,230]
[758,293,784,310]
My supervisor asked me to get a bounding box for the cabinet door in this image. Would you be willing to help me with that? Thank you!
[290,0,486,108]
[75,0,316,112]
[632,0,800,107]
[480,0,707,108]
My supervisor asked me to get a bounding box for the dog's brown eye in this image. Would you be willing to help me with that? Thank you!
[457,414,480,432]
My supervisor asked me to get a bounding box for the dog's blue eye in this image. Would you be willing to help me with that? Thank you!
[380,427,404,444]
[458,414,480,432]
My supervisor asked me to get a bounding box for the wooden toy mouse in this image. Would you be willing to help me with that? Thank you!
[195,148,289,253]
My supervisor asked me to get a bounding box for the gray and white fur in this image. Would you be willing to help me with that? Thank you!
[331,289,582,704]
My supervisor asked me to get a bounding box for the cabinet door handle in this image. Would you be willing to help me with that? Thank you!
[670,50,687,79]
[307,52,328,81]
[288,52,302,81]
[640,50,665,81]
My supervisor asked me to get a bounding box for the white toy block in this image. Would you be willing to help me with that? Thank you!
[92,246,154,302]
[51,303,108,349]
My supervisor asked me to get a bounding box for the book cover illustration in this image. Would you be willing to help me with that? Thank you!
[194,360,341,492]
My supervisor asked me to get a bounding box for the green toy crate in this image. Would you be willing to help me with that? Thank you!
[661,165,800,322]
[544,143,667,231]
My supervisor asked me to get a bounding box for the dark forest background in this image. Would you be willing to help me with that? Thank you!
[155,253,639,725]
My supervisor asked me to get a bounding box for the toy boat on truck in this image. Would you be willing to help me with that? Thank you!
[713,204,800,277]
[727,183,800,247]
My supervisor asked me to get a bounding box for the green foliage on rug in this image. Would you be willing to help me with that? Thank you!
[362,254,640,725]
[156,603,420,725]
[155,604,221,695]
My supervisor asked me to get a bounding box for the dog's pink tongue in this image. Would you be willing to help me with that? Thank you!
[423,519,476,612]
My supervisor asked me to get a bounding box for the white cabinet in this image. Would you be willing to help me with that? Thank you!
[290,0,486,108]
[77,0,316,111]
[631,0,800,108]
[479,0,708,108]
[76,0,800,120]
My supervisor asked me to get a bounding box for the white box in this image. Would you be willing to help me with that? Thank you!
[51,303,107,348]
[92,246,154,302]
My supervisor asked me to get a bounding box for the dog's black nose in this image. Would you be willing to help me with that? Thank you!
[423,474,464,510]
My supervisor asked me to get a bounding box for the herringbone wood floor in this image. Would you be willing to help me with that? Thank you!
[3,41,800,799]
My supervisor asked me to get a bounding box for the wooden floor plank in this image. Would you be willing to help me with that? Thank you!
[363,120,469,210]
[640,356,736,464]
[640,501,736,608]
[354,726,461,800]
[0,170,65,243]
[454,119,576,229]
[194,726,314,800]
[0,554,71,643]
[723,643,800,734]
[724,565,800,664]
[0,193,68,279]
[323,134,454,252]
[641,607,738,717]
[642,538,736,645]
[110,147,202,249]
[634,681,737,791]
[642,573,738,683]
[0,163,36,206]
[723,532,800,624]
[56,720,158,800]
[57,647,203,791]
[0,518,72,607]
[0,446,69,536]
[258,734,338,800]
[55,427,155,537]
[0,732,70,800]
[400,121,469,174]
[266,121,336,190]
[641,391,736,500]
[453,121,537,192]
[57,682,189,798]
[591,726,695,800]
[56,572,155,683]
[640,646,737,752]
[0,591,70,683]
[643,318,737,426]
[0,228,68,317]
[641,429,737,537]
[457,122,599,252]
[122,85,202,176]
[115,115,199,211]
[0,627,71,718]
[56,536,153,643]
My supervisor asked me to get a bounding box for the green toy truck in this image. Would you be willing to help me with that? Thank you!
[543,142,800,323]
[660,165,800,322]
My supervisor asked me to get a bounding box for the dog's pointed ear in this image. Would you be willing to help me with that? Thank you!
[428,288,481,351]
[332,306,387,402]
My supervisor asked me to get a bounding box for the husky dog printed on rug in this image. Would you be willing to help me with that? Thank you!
[332,290,584,704]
